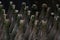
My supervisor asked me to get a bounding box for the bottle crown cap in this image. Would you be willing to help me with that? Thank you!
[12,4,15,9]
[10,1,13,4]
[0,1,2,4]
[22,2,26,5]
[51,12,54,15]
[18,14,22,17]
[20,20,25,24]
[42,3,47,7]
[34,20,39,25]
[27,10,31,15]
[15,10,19,13]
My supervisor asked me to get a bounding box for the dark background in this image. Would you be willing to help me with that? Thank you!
[0,0,60,10]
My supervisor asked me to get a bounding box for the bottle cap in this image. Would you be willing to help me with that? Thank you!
[27,10,31,15]
[31,15,35,19]
[36,11,39,16]
[10,1,13,4]
[34,20,39,25]
[42,3,47,7]
[41,20,47,24]
[18,14,22,17]
[0,1,2,4]
[22,2,26,5]
[51,12,54,15]
[12,4,15,9]
[15,10,19,13]
[20,20,25,24]
[32,4,36,7]
[56,4,59,8]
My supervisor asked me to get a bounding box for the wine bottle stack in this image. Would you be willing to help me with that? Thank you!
[0,1,60,40]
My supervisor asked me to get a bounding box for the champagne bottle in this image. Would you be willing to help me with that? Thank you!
[29,15,35,28]
[3,19,10,40]
[39,3,47,20]
[9,2,16,33]
[0,1,3,16]
[19,2,26,15]
[14,19,25,40]
[33,20,39,40]
[8,1,15,22]
[13,10,18,21]
[47,15,59,40]
[0,2,4,40]
[27,10,31,23]
[28,15,35,40]
[10,10,19,40]
[31,4,38,15]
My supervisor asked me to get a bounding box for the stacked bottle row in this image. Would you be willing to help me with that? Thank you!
[0,1,60,40]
